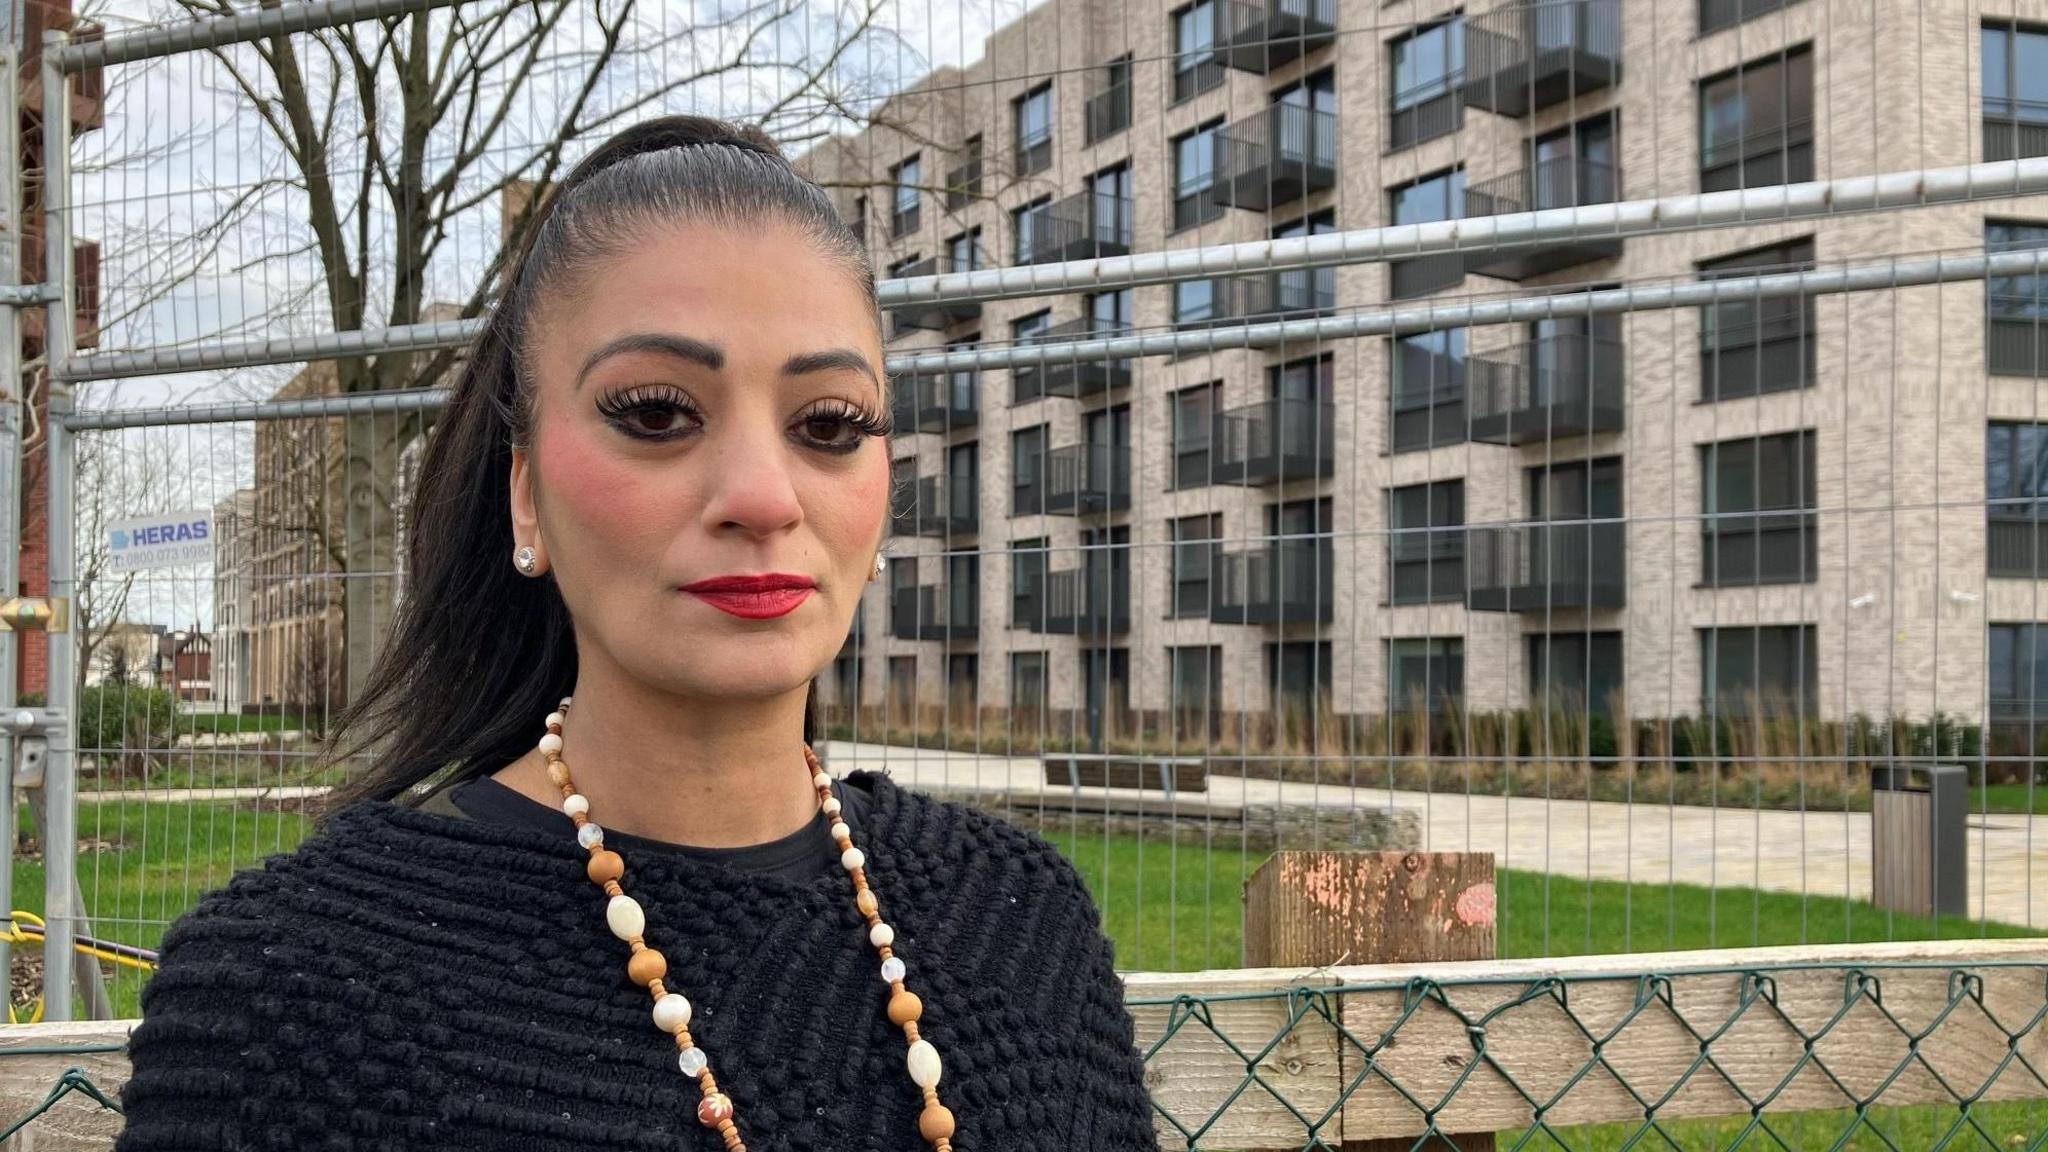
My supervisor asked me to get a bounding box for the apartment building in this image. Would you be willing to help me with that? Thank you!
[797,0,2048,744]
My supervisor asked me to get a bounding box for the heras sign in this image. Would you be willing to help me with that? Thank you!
[107,510,214,574]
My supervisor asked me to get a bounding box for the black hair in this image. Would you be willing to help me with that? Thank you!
[320,114,881,816]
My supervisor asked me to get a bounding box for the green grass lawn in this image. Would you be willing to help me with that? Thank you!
[5,802,2043,1148]
[1982,782,2048,815]
[169,712,305,735]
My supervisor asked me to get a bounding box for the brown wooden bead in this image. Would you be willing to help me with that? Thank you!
[586,850,624,884]
[888,990,923,1025]
[628,948,668,986]
[918,1104,955,1142]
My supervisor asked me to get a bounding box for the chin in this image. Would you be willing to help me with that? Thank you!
[635,641,826,702]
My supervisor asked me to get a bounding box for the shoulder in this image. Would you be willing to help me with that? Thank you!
[847,768,1093,896]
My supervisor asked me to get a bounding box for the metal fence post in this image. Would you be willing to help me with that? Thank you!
[0,40,18,1001]
[39,24,76,1022]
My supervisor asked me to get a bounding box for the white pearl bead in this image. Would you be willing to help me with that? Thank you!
[677,1046,708,1077]
[830,821,850,842]
[576,823,604,849]
[812,771,831,790]
[881,956,906,983]
[606,895,645,940]
[653,993,692,1033]
[822,796,842,816]
[559,696,573,708]
[870,922,894,947]
[906,1039,942,1088]
[545,711,565,730]
[840,847,865,871]
[562,794,589,818]
[538,732,563,754]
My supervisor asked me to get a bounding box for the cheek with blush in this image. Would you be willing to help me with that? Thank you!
[532,427,690,573]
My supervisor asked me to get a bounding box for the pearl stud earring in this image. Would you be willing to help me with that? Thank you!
[871,552,886,581]
[516,546,538,575]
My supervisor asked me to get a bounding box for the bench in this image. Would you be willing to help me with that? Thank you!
[1041,753,1208,798]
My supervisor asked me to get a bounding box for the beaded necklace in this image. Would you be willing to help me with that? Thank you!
[536,697,955,1151]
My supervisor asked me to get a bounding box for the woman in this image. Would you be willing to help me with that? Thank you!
[113,115,1161,1152]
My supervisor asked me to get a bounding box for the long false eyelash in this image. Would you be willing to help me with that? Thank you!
[594,383,699,424]
[807,397,894,439]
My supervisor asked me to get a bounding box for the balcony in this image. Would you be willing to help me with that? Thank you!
[1460,0,1621,117]
[1031,566,1132,635]
[945,158,983,211]
[1989,507,2048,578]
[905,475,979,537]
[1212,399,1335,485]
[1044,443,1132,515]
[1016,190,1132,266]
[1085,80,1131,145]
[1467,521,1626,611]
[890,583,979,641]
[1210,105,1338,211]
[1211,538,1334,625]
[1013,317,1136,401]
[1212,0,1336,72]
[1174,270,1338,331]
[887,253,984,333]
[1462,158,1623,279]
[889,370,978,434]
[1468,332,1624,444]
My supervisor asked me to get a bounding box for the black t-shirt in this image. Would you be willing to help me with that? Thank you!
[445,771,873,885]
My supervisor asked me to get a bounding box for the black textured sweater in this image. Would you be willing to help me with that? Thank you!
[112,769,1162,1152]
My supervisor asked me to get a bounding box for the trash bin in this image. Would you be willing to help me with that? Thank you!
[1870,762,1967,918]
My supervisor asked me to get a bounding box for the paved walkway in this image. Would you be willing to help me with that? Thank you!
[818,740,2048,931]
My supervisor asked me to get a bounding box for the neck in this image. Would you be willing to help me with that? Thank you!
[494,657,819,849]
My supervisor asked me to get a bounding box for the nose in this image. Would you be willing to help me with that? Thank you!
[698,419,804,539]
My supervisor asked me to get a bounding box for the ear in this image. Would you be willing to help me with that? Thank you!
[509,444,550,576]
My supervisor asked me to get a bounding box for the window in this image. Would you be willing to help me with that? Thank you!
[1011,538,1049,626]
[946,332,981,417]
[889,453,918,535]
[1991,624,2048,725]
[1174,279,1219,325]
[1010,650,1049,725]
[1169,645,1224,739]
[887,655,917,716]
[890,154,921,237]
[849,194,868,245]
[1388,637,1462,715]
[1270,640,1333,730]
[1010,309,1053,403]
[1087,55,1133,144]
[1172,0,1225,103]
[1090,163,1135,248]
[946,228,984,274]
[1984,22,2048,161]
[1172,382,1218,489]
[1388,480,1465,604]
[944,553,979,632]
[1701,430,1816,586]
[1987,422,2048,578]
[1173,119,1228,232]
[1014,84,1054,175]
[886,253,921,282]
[946,441,980,530]
[947,136,984,210]
[1699,238,1816,400]
[1272,210,1338,312]
[1011,195,1051,263]
[1011,424,1048,514]
[1988,222,2048,376]
[1698,45,1813,193]
[1700,625,1815,716]
[1390,328,1468,452]
[946,653,979,713]
[1529,112,1619,210]
[1529,631,1623,717]
[1087,287,1134,335]
[1171,514,1220,617]
[1388,168,1467,298]
[1530,456,1623,521]
[1699,0,1792,35]
[1388,18,1464,150]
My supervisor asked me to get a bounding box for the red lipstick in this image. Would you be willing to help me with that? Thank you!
[680,573,817,619]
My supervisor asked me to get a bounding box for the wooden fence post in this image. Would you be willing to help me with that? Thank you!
[1243,850,1497,1151]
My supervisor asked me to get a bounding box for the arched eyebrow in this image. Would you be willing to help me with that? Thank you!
[576,333,880,394]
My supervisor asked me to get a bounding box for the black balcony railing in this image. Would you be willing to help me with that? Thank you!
[1463,158,1623,279]
[1044,442,1132,514]
[1389,77,1463,151]
[1013,317,1136,401]
[1017,190,1134,265]
[1032,565,1132,635]
[1985,99,2048,163]
[1210,104,1338,211]
[1212,0,1336,72]
[1211,538,1333,625]
[1467,520,1626,611]
[889,370,979,434]
[1085,81,1132,145]
[1212,398,1335,485]
[887,252,985,333]
[909,475,979,536]
[1173,270,1337,331]
[1388,527,1466,604]
[890,583,979,641]
[945,158,983,211]
[1391,340,1469,452]
[1469,332,1625,444]
[1989,507,2048,577]
[1460,0,1622,116]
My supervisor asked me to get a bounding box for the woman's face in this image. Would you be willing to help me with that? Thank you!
[511,218,890,705]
